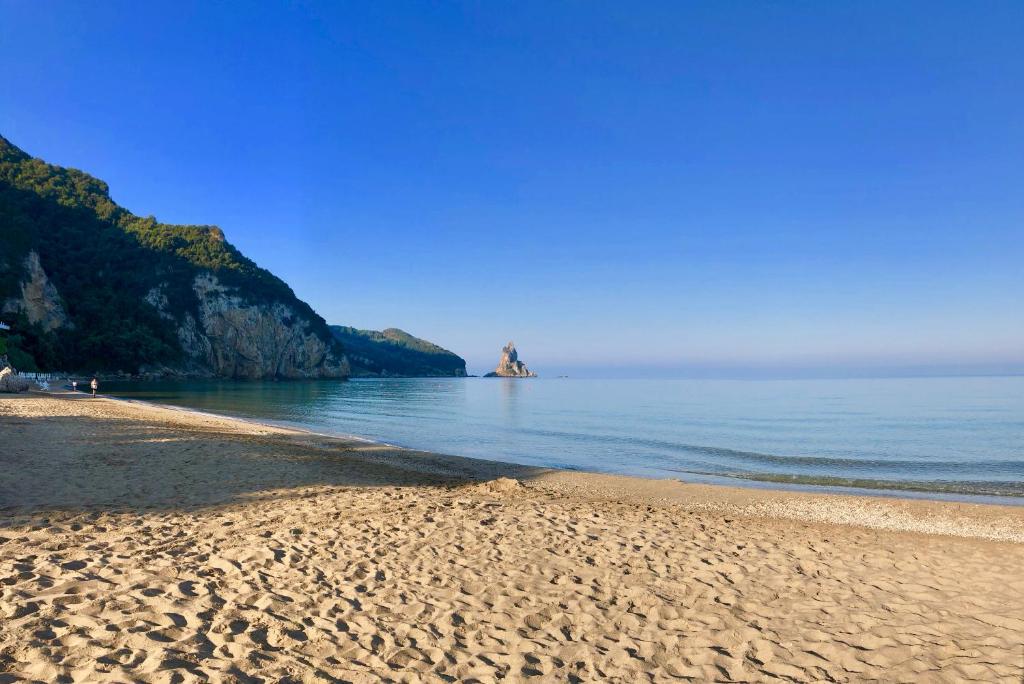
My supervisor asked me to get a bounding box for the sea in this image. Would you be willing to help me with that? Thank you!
[103,376,1024,503]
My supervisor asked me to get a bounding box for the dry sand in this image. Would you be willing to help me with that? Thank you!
[1,393,1023,683]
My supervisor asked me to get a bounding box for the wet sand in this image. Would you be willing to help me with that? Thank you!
[1,393,1022,682]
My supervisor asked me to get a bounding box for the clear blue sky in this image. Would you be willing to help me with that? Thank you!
[2,1,1022,376]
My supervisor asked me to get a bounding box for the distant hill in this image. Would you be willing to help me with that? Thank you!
[0,134,348,378]
[330,326,466,377]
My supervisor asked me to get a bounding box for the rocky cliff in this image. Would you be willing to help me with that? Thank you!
[484,341,537,377]
[0,134,349,378]
[149,275,349,379]
[1,251,71,333]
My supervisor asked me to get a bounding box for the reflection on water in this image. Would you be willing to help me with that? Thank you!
[500,378,522,425]
[104,376,1024,499]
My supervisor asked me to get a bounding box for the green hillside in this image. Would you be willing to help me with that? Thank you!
[0,134,341,373]
[330,326,466,377]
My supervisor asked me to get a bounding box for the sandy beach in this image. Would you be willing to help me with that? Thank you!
[1,393,1023,683]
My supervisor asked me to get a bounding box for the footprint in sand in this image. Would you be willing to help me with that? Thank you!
[164,612,188,628]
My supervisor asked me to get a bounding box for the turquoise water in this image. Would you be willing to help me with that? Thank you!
[103,376,1024,500]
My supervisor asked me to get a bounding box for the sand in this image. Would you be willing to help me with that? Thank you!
[1,393,1023,683]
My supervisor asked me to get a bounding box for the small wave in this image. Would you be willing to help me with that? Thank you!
[673,469,1024,498]
[517,427,1023,475]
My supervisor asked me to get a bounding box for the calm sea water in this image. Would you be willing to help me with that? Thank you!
[103,376,1024,500]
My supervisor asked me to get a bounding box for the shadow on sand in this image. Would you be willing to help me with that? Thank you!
[0,399,551,516]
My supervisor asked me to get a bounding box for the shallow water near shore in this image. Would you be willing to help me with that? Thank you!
[103,376,1024,499]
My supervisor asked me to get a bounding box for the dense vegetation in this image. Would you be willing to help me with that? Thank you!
[0,135,338,373]
[330,326,466,377]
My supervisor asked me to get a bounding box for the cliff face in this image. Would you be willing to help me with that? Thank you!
[0,134,349,378]
[484,342,537,377]
[144,275,348,379]
[1,251,70,333]
[330,325,466,377]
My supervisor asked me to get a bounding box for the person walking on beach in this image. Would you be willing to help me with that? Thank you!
[72,380,78,393]
[90,377,98,397]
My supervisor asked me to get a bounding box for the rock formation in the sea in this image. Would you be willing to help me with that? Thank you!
[0,366,29,393]
[0,134,349,379]
[330,326,467,377]
[484,341,537,377]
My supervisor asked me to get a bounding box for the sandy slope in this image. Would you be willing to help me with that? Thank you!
[1,393,1022,683]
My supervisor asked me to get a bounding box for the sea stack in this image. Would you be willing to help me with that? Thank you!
[484,341,537,377]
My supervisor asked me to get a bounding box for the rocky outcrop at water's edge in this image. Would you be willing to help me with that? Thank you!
[484,342,537,378]
[0,366,29,393]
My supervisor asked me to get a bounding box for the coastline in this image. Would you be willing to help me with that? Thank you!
[33,388,1024,541]
[2,392,1023,682]
[96,375,1024,504]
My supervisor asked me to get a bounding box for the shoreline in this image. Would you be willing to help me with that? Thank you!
[28,389,1024,542]
[2,392,1023,682]
[81,385,1024,508]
